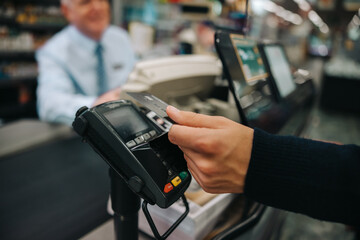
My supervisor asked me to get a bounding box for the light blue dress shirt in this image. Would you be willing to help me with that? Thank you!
[36,25,136,126]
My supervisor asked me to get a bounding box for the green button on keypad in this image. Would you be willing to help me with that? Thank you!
[179,171,188,180]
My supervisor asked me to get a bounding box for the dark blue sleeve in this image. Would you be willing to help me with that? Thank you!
[244,128,360,226]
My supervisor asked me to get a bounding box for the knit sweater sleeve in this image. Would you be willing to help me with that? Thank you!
[244,128,360,226]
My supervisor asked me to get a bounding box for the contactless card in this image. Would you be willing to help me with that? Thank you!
[126,92,169,118]
[126,92,173,132]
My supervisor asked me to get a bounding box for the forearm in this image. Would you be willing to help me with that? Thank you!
[244,128,360,226]
[37,90,95,126]
[36,51,97,126]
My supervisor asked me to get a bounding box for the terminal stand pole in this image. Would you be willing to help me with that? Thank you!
[110,169,141,240]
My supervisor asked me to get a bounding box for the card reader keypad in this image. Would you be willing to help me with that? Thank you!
[149,134,189,194]
[164,172,188,193]
[126,140,136,148]
[126,130,158,148]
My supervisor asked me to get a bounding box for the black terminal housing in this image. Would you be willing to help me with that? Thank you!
[72,100,191,208]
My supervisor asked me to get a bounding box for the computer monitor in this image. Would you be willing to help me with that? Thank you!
[214,32,270,98]
[259,43,297,99]
[215,31,280,128]
[230,35,269,83]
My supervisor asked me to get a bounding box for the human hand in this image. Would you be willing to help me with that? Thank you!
[166,106,254,194]
[92,87,121,107]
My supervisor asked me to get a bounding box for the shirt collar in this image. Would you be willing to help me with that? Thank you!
[68,25,108,52]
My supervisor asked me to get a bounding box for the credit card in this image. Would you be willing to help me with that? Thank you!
[126,92,169,119]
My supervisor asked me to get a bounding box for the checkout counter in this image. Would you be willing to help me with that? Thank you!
[0,31,318,240]
[0,122,112,239]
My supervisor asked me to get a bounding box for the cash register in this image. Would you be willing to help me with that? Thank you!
[120,54,240,122]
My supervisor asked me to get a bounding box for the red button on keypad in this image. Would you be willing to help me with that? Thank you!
[164,183,173,193]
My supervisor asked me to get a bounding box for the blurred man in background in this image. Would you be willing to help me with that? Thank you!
[36,0,136,126]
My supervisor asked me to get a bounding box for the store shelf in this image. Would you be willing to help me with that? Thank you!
[0,76,37,86]
[19,23,65,33]
[7,0,60,5]
[0,16,16,26]
[0,51,36,61]
[0,101,38,120]
[0,0,62,122]
[0,17,65,33]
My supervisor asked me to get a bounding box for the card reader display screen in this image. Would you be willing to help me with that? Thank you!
[264,45,296,97]
[104,106,149,140]
[231,36,268,82]
[104,106,168,189]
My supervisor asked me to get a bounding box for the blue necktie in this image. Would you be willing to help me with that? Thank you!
[95,43,107,95]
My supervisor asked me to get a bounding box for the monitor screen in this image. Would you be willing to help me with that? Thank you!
[230,35,268,83]
[263,45,296,98]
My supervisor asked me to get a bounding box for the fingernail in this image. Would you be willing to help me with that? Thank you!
[167,105,179,113]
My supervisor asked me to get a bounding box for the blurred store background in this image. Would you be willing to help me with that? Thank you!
[0,0,359,239]
[0,0,359,124]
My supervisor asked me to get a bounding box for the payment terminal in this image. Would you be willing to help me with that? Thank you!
[72,97,191,239]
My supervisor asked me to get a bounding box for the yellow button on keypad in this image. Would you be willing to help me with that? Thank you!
[171,176,181,187]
